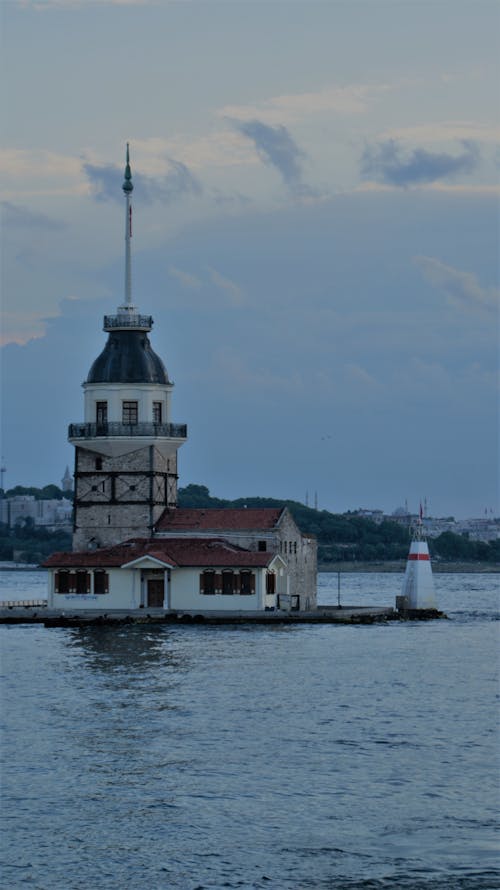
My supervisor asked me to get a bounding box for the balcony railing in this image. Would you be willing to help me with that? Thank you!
[103,314,153,331]
[68,422,187,440]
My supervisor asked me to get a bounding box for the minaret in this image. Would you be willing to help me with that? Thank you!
[61,466,73,493]
[69,145,187,550]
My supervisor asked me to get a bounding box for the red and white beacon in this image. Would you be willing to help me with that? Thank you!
[399,505,437,611]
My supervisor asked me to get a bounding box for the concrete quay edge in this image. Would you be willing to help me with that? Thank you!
[0,604,445,626]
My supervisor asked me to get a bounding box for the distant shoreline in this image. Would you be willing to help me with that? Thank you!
[319,560,499,574]
[1,561,498,574]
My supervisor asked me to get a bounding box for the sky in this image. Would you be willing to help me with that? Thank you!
[1,0,499,519]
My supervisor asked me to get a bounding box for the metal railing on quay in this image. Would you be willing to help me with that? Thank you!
[2,600,48,609]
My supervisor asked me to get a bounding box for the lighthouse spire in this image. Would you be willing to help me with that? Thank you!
[122,142,134,312]
[103,144,152,333]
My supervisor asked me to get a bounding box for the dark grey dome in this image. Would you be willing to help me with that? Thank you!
[86,330,169,384]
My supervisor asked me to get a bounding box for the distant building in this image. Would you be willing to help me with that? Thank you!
[353,508,385,524]
[0,495,72,531]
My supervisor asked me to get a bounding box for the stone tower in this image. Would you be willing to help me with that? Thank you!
[70,145,187,550]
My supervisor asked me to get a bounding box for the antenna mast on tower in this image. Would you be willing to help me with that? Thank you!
[121,142,134,313]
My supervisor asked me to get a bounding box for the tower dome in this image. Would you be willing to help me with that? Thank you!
[85,141,170,386]
[86,330,170,385]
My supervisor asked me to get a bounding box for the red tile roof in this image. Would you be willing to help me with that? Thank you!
[155,507,285,532]
[43,537,280,570]
[43,540,144,568]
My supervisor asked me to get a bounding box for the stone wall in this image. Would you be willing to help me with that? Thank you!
[73,445,178,550]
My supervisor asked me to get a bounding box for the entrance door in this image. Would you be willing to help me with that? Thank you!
[147,579,164,607]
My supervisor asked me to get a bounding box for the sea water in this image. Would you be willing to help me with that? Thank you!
[0,572,498,889]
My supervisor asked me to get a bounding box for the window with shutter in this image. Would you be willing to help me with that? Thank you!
[240,571,254,595]
[94,571,109,594]
[55,570,72,594]
[201,571,215,595]
[222,571,234,595]
[75,571,89,594]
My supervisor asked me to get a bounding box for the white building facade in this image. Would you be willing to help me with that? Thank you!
[45,538,289,613]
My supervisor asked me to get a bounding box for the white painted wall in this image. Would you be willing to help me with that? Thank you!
[48,563,286,613]
[48,567,140,610]
[83,383,172,424]
[169,567,265,611]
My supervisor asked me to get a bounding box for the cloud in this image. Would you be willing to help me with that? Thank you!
[361,139,480,186]
[219,83,389,126]
[382,121,500,145]
[206,267,244,306]
[343,363,381,389]
[231,119,313,197]
[18,0,155,8]
[133,132,256,172]
[0,149,79,177]
[168,266,203,291]
[2,201,65,230]
[414,256,499,313]
[207,347,302,396]
[210,189,252,207]
[167,265,244,306]
[83,158,202,205]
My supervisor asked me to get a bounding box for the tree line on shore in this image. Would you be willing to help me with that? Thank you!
[178,485,500,565]
[0,484,498,565]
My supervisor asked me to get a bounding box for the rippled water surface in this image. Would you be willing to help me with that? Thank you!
[1,572,498,889]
